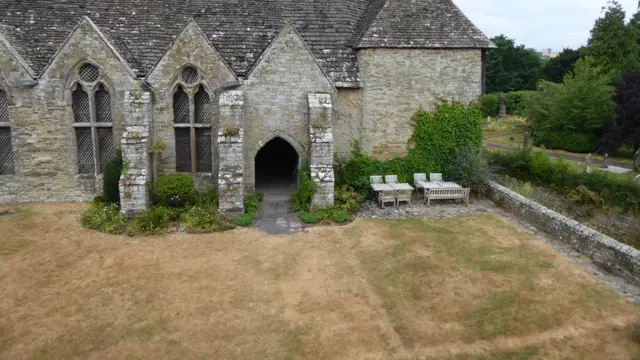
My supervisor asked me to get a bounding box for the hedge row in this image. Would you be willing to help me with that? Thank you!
[488,149,640,213]
[479,91,534,118]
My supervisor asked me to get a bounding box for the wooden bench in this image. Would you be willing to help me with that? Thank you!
[426,188,470,206]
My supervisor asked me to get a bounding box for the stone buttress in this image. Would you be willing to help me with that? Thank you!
[119,90,153,217]
[308,93,335,207]
[217,90,245,215]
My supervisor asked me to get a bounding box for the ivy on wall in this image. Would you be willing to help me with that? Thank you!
[335,102,483,196]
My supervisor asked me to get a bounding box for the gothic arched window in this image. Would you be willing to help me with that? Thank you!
[0,88,15,175]
[72,63,116,175]
[173,66,213,173]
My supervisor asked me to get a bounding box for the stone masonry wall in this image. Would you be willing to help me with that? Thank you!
[217,90,244,215]
[359,49,483,160]
[308,94,335,207]
[489,181,640,285]
[145,20,237,186]
[119,91,153,217]
[242,24,336,192]
[0,18,138,204]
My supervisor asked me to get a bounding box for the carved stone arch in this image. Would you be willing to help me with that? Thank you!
[252,129,307,164]
[65,60,116,96]
[168,64,215,96]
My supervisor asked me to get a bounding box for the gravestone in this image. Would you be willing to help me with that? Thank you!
[585,153,593,173]
[498,96,507,118]
[604,153,609,169]
[523,132,529,148]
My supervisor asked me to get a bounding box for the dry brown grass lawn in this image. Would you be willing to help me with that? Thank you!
[0,203,638,360]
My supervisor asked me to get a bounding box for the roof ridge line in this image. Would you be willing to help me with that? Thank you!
[0,26,36,77]
[40,16,137,79]
[145,18,238,81]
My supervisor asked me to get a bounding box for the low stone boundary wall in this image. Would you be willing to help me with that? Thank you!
[488,181,640,285]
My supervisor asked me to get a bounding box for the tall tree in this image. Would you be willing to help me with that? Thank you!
[540,48,581,83]
[485,35,543,93]
[603,72,640,155]
[584,1,638,75]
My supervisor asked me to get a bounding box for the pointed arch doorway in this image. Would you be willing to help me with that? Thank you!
[254,136,300,192]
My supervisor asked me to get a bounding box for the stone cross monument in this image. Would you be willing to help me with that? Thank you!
[498,96,507,118]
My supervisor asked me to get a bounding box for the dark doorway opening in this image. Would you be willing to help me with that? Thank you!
[255,137,299,191]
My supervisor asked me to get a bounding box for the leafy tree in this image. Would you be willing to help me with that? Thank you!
[540,48,581,83]
[527,58,616,152]
[602,72,640,155]
[584,1,639,75]
[486,35,543,93]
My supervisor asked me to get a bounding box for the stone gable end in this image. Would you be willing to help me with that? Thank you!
[243,23,337,191]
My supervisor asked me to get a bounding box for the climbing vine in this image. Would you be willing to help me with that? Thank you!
[335,101,483,196]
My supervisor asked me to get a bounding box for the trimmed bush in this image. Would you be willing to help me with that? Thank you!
[156,173,195,207]
[479,93,500,117]
[102,149,123,204]
[81,203,127,234]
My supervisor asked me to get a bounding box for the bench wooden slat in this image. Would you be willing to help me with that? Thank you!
[425,188,470,206]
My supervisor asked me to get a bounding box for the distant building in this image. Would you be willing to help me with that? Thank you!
[537,49,559,60]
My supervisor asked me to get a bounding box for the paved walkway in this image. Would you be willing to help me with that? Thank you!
[254,182,304,235]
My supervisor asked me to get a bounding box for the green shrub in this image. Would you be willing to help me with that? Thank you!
[443,148,491,193]
[336,102,483,196]
[291,165,316,212]
[128,206,174,235]
[298,211,321,224]
[92,195,108,205]
[529,151,552,181]
[527,58,615,153]
[180,205,233,233]
[330,210,350,223]
[102,149,123,204]
[479,93,500,117]
[81,202,127,234]
[234,212,256,227]
[195,187,219,208]
[156,173,195,207]
[502,91,534,117]
[233,193,264,227]
[244,193,264,214]
[534,131,596,153]
[488,149,640,213]
[334,185,362,213]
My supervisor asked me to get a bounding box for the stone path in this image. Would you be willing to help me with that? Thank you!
[254,184,304,235]
[358,199,640,303]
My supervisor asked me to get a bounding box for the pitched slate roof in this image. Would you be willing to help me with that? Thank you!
[355,0,491,49]
[0,0,490,87]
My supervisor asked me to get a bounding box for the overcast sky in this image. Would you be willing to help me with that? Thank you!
[454,0,639,51]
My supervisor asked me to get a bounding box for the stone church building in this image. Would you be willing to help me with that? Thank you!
[0,0,490,214]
